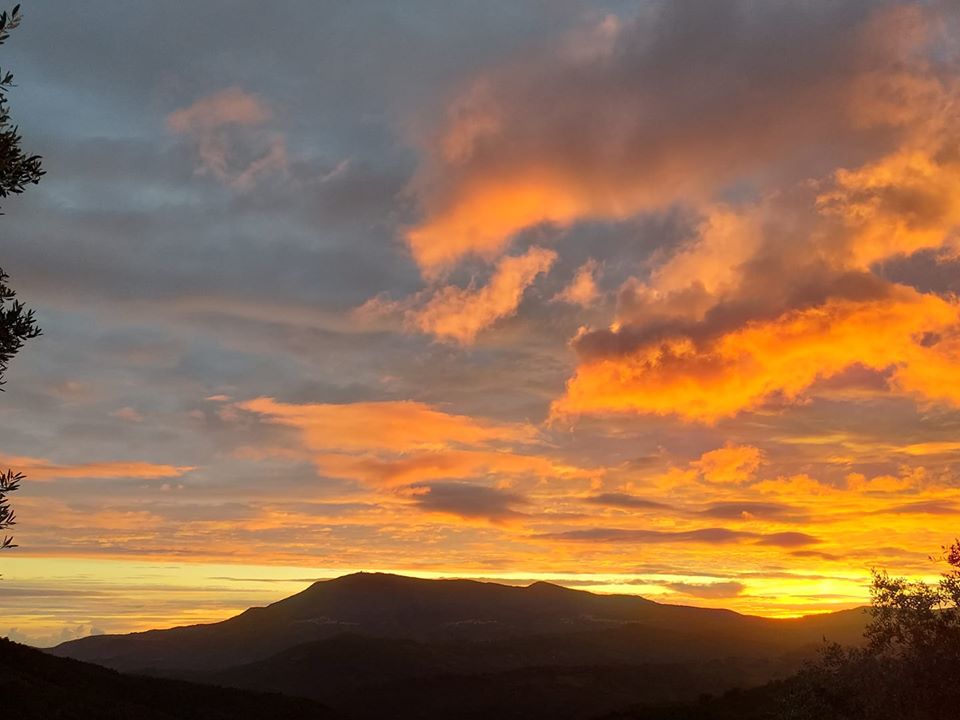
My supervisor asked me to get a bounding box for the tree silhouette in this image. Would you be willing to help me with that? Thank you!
[0,4,43,551]
[0,266,39,390]
[0,5,43,206]
[0,469,21,549]
[785,540,960,719]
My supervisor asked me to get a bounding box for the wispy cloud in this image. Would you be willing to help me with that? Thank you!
[167,87,287,190]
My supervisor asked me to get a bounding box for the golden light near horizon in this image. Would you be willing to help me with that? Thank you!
[4,0,960,647]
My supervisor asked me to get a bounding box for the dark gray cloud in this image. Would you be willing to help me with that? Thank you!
[585,493,671,510]
[407,482,529,521]
[881,500,960,515]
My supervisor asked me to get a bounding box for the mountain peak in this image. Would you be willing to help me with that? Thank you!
[525,580,576,593]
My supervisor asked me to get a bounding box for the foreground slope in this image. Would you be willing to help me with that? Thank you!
[196,633,791,719]
[0,638,332,720]
[53,572,866,673]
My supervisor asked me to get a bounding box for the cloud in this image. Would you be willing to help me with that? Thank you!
[313,448,590,488]
[407,246,557,343]
[405,1,938,274]
[539,527,819,547]
[846,472,914,493]
[404,481,528,522]
[554,286,960,423]
[882,500,960,515]
[238,397,539,453]
[110,407,144,423]
[12,0,960,623]
[699,502,801,521]
[552,259,600,307]
[0,455,193,481]
[584,493,671,510]
[661,581,746,599]
[545,22,960,423]
[692,443,764,484]
[166,86,272,132]
[755,532,821,548]
[167,87,287,190]
[235,397,595,488]
[359,246,557,344]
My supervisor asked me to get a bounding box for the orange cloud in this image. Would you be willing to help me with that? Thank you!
[817,149,960,267]
[314,448,591,488]
[552,259,601,307]
[554,288,960,422]
[166,87,272,132]
[407,246,556,344]
[692,444,764,484]
[846,472,914,493]
[356,246,557,344]
[167,87,286,190]
[238,397,540,453]
[405,4,941,274]
[0,455,193,481]
[235,397,600,491]
[406,178,584,276]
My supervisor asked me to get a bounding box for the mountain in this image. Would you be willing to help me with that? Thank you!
[0,637,333,720]
[52,572,866,674]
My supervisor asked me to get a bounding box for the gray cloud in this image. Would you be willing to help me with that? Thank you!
[411,0,922,267]
[408,482,529,521]
[700,502,804,522]
[538,527,819,547]
[660,581,746,599]
[585,493,672,511]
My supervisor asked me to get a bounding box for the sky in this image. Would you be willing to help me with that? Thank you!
[3,0,960,646]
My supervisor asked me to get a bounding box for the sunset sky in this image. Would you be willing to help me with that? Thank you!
[4,0,960,646]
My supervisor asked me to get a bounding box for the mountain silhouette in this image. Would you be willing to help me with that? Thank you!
[52,572,866,674]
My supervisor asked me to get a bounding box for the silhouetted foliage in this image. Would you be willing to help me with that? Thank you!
[0,4,42,553]
[0,266,39,390]
[0,468,21,549]
[0,5,44,206]
[783,540,960,719]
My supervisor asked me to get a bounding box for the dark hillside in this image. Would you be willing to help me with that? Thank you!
[0,638,332,720]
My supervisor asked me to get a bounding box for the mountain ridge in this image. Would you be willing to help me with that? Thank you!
[51,571,867,674]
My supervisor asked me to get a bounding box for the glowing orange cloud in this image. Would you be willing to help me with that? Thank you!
[408,246,556,344]
[404,4,942,274]
[0,455,193,481]
[692,444,765,484]
[238,397,540,453]
[552,259,601,307]
[314,448,593,488]
[356,246,557,344]
[235,397,599,490]
[554,289,960,423]
[406,178,586,276]
[818,149,960,267]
